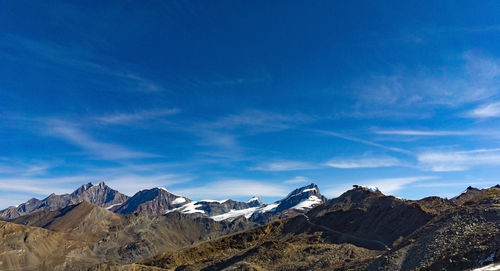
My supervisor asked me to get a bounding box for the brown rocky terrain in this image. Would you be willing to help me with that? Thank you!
[4,201,256,271]
[1,184,498,271]
[367,186,500,271]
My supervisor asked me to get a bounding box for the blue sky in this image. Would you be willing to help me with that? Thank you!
[1,1,500,208]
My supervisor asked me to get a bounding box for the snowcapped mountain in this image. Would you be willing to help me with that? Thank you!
[164,183,328,223]
[0,182,129,219]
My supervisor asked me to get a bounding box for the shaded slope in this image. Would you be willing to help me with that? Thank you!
[307,186,435,247]
[367,186,500,271]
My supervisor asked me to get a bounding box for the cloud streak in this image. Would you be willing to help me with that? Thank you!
[469,101,500,118]
[251,160,318,171]
[417,148,500,172]
[97,108,179,125]
[45,119,159,159]
[312,129,412,155]
[324,156,402,169]
[0,34,164,92]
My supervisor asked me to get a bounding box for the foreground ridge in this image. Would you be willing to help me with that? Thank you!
[0,183,498,271]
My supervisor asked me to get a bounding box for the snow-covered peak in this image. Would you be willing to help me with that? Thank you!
[247,196,260,203]
[284,183,321,199]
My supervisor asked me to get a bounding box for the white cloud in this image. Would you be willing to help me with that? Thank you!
[324,176,436,197]
[97,108,179,124]
[205,110,312,132]
[312,129,412,154]
[352,52,500,117]
[251,160,318,171]
[417,148,500,172]
[469,101,500,118]
[0,35,164,93]
[45,119,158,159]
[375,130,471,136]
[171,179,289,199]
[324,156,402,169]
[283,176,310,184]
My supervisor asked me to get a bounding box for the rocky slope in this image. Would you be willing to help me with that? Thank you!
[367,186,500,271]
[0,182,129,219]
[5,201,256,271]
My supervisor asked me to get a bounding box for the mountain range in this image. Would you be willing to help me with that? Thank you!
[0,182,498,271]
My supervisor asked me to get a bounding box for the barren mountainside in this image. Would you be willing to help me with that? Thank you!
[0,183,498,271]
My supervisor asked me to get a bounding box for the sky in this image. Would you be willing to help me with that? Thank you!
[1,1,500,208]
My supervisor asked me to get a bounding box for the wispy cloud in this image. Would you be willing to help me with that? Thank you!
[185,110,315,160]
[312,129,412,155]
[0,158,55,177]
[97,108,179,125]
[251,160,318,171]
[203,110,312,132]
[324,156,402,169]
[324,176,437,197]
[468,101,500,118]
[283,176,311,184]
[375,129,471,136]
[351,52,500,117]
[0,34,163,92]
[417,148,500,172]
[44,119,158,159]
[171,179,289,199]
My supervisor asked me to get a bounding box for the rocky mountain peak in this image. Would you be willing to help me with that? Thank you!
[274,183,327,212]
[113,187,192,215]
[0,181,129,219]
[247,197,264,207]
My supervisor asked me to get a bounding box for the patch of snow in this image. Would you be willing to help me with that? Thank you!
[302,188,317,193]
[165,201,205,214]
[247,196,260,203]
[105,203,122,210]
[199,199,229,204]
[157,187,169,192]
[472,263,500,271]
[211,207,259,221]
[365,186,381,193]
[259,202,279,213]
[172,197,186,204]
[292,195,322,210]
